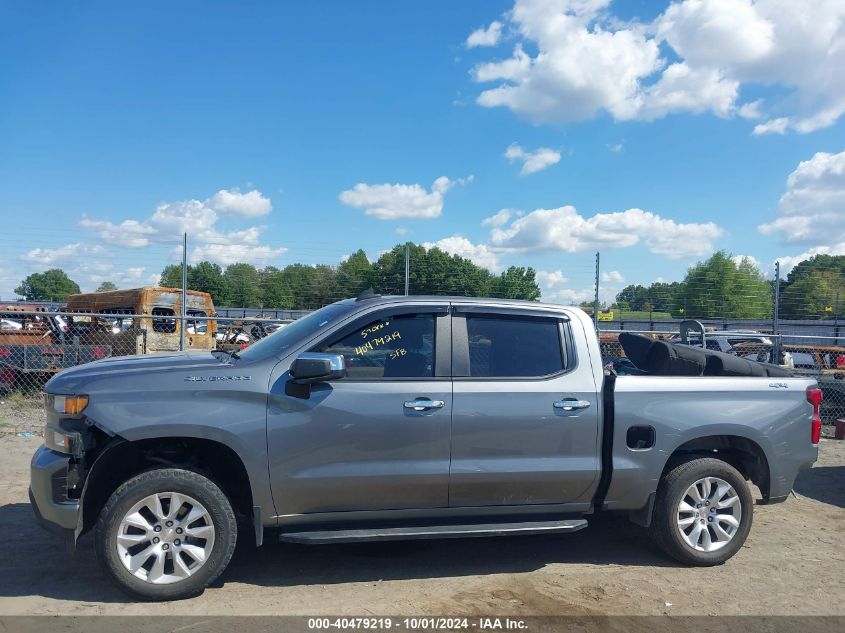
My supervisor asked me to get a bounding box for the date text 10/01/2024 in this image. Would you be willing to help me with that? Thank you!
[307,618,528,630]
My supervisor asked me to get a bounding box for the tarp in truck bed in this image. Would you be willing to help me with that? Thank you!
[618,332,792,378]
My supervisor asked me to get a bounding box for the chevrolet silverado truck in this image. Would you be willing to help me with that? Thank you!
[30,295,821,601]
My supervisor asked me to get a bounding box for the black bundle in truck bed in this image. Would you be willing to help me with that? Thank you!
[619,332,792,377]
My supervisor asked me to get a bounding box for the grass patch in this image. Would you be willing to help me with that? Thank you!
[617,311,673,320]
[1,389,43,408]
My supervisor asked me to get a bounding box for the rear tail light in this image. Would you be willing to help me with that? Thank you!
[0,347,9,357]
[91,346,106,359]
[807,386,822,445]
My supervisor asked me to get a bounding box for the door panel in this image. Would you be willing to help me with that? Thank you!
[449,313,600,507]
[268,380,452,514]
[266,307,452,516]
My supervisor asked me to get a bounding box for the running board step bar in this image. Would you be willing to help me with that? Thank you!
[279,519,588,544]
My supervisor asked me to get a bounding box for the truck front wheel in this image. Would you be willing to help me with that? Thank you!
[651,457,752,566]
[94,468,238,601]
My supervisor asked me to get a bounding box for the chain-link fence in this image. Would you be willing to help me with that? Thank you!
[0,309,293,401]
[3,310,845,428]
[599,330,845,425]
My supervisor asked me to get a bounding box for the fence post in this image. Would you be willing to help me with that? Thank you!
[773,261,781,362]
[593,252,600,331]
[179,232,187,352]
[404,243,410,296]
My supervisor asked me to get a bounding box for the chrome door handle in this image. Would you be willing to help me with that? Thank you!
[404,399,445,411]
[554,399,591,411]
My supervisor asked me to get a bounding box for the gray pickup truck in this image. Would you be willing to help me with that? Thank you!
[30,295,821,601]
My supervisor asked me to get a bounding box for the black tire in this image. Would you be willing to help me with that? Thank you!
[651,457,753,566]
[94,468,237,601]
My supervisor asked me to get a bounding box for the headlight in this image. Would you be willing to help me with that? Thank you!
[45,427,83,456]
[46,394,89,416]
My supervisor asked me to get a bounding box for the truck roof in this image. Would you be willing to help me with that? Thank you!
[341,294,575,312]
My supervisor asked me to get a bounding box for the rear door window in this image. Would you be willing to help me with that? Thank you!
[465,315,564,378]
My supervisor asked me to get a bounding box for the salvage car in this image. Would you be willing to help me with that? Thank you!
[30,295,820,600]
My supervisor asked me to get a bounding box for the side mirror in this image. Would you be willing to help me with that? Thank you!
[286,353,345,398]
[290,352,346,383]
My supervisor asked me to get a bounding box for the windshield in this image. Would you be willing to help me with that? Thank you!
[235,302,356,363]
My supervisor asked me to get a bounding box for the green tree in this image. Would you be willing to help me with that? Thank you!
[647,281,685,313]
[15,269,81,301]
[159,264,183,288]
[336,250,373,298]
[780,270,845,319]
[96,281,118,292]
[682,252,771,319]
[190,261,229,306]
[160,261,230,305]
[489,266,541,300]
[615,284,650,311]
[223,263,261,307]
[785,254,845,285]
[367,243,531,299]
[258,266,294,309]
[779,254,845,319]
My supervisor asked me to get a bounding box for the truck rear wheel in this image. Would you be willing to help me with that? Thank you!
[94,468,237,601]
[651,457,752,566]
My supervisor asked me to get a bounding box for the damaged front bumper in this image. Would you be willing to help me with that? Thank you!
[29,444,81,547]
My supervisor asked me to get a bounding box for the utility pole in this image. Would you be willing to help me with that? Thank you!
[773,261,781,362]
[404,243,410,296]
[593,251,600,331]
[180,232,187,352]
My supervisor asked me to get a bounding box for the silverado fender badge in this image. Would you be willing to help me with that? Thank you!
[768,382,788,389]
[184,375,252,382]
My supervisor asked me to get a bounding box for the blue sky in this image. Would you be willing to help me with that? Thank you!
[1,0,844,304]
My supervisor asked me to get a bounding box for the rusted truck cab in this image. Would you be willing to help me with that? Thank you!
[65,287,217,354]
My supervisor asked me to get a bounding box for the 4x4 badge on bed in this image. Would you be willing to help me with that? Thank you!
[769,382,788,388]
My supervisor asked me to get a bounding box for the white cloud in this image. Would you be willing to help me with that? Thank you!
[21,243,108,267]
[731,254,762,271]
[489,205,723,259]
[339,176,471,220]
[536,270,569,288]
[776,243,845,275]
[738,99,764,119]
[80,188,273,248]
[504,144,561,175]
[79,218,156,248]
[17,243,150,291]
[466,20,503,48]
[607,143,624,153]
[422,236,501,271]
[543,287,596,305]
[752,117,789,135]
[395,227,409,236]
[601,270,624,283]
[468,0,845,133]
[204,188,272,218]
[481,209,513,228]
[189,244,287,267]
[759,149,845,245]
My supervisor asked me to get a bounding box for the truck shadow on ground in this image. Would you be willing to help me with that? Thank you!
[792,464,845,508]
[1,457,841,605]
[0,506,670,604]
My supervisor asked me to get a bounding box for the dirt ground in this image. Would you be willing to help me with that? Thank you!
[0,403,843,616]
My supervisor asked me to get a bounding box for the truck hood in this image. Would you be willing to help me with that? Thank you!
[45,351,230,393]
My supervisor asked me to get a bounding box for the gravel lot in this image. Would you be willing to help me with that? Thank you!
[0,400,843,617]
